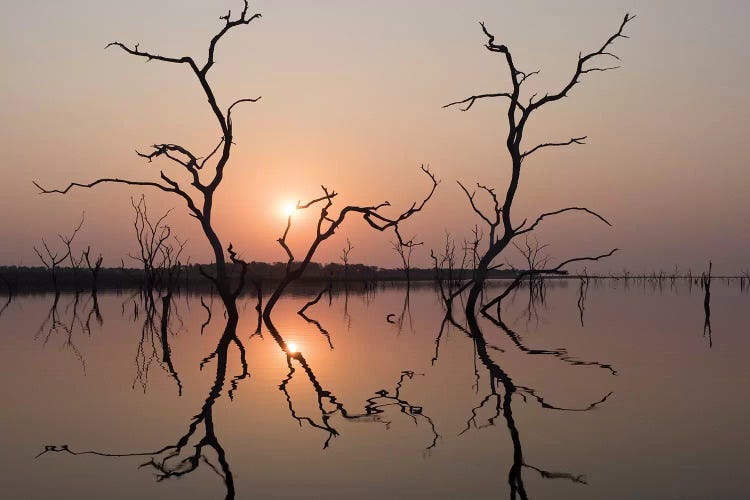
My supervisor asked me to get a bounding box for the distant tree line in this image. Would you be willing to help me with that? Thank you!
[0,262,518,293]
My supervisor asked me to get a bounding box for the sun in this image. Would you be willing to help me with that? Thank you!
[281,201,297,217]
[286,342,299,353]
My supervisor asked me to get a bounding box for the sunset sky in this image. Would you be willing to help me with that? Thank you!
[2,0,749,273]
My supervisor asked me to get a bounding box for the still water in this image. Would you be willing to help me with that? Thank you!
[1,280,748,499]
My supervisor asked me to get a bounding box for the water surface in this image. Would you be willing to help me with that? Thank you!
[1,280,747,499]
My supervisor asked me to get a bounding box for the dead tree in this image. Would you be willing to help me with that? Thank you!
[431,228,502,315]
[60,213,86,293]
[391,235,422,284]
[340,238,354,281]
[34,1,262,319]
[33,216,85,297]
[510,236,551,302]
[82,246,103,296]
[129,195,173,293]
[444,14,634,316]
[457,182,501,253]
[128,195,187,304]
[461,225,483,276]
[261,165,438,319]
[82,246,104,324]
[33,242,68,297]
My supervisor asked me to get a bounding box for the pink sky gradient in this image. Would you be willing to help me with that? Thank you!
[2,1,749,274]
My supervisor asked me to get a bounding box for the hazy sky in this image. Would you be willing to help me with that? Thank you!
[2,1,749,273]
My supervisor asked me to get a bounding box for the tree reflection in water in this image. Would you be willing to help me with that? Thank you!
[36,284,619,499]
[457,307,613,498]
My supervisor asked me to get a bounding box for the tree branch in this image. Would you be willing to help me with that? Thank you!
[203,1,261,76]
[105,42,196,68]
[443,93,524,112]
[528,13,635,111]
[521,136,586,159]
[516,206,611,235]
[481,248,618,313]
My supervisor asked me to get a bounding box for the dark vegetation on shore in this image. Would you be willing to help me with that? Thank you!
[0,263,520,293]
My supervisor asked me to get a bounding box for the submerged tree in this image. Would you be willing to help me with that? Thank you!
[82,246,103,296]
[340,238,354,281]
[128,195,187,297]
[444,14,635,315]
[391,235,422,284]
[261,166,438,317]
[34,1,262,318]
[33,214,85,298]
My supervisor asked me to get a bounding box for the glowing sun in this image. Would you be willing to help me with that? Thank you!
[281,201,297,217]
[286,342,299,353]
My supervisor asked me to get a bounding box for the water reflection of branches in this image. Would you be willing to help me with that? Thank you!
[430,230,489,315]
[40,313,247,499]
[200,293,214,335]
[298,284,334,349]
[577,269,589,327]
[701,261,713,348]
[266,316,439,450]
[132,291,183,395]
[483,307,616,375]
[34,293,92,373]
[461,310,610,497]
[397,286,415,334]
[0,274,12,318]
[365,371,440,451]
[0,294,10,318]
[505,281,547,331]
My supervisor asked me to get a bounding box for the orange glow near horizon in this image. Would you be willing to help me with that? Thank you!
[4,2,750,273]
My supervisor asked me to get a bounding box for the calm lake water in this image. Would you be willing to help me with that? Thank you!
[1,280,748,499]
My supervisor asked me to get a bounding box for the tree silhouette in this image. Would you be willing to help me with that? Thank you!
[34,1,262,318]
[33,214,85,298]
[261,166,438,317]
[444,14,635,315]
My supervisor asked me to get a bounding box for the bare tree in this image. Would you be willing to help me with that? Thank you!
[444,14,635,315]
[510,236,551,303]
[391,236,422,284]
[59,213,87,293]
[33,215,85,297]
[431,228,500,315]
[128,195,186,299]
[33,241,68,298]
[82,246,103,296]
[340,238,354,281]
[260,166,438,318]
[34,1,262,319]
